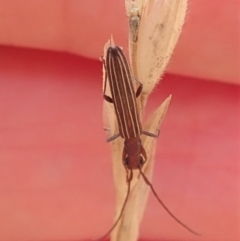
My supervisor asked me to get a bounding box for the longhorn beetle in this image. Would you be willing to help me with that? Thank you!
[99,44,200,239]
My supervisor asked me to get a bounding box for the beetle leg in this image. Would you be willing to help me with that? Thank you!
[132,76,143,98]
[142,129,160,138]
[141,145,147,164]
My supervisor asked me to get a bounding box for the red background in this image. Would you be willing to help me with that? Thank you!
[0,0,239,240]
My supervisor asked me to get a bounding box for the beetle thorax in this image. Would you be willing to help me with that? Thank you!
[124,138,144,170]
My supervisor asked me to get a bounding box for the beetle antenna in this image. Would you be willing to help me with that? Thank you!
[94,171,133,240]
[139,168,201,236]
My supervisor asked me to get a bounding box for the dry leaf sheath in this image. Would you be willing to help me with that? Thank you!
[102,39,171,241]
[102,0,188,241]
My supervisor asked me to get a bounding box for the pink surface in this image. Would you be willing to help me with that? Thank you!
[0,0,239,240]
[0,46,239,241]
[0,0,239,84]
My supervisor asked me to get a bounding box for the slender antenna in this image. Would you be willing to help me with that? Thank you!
[139,168,201,236]
[95,171,133,240]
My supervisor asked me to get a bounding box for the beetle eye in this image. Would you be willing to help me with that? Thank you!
[125,157,129,166]
[139,156,144,166]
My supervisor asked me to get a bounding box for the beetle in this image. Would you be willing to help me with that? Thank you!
[98,44,200,239]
